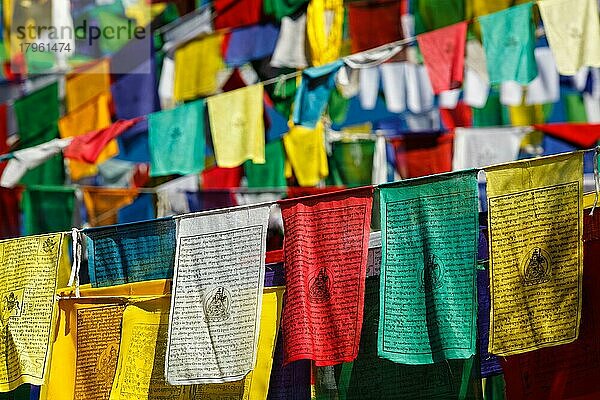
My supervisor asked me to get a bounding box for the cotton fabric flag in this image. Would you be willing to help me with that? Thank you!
[85,218,176,288]
[244,139,287,188]
[263,0,308,20]
[413,0,464,33]
[111,59,158,119]
[452,127,526,170]
[58,92,114,181]
[21,185,74,235]
[479,3,537,85]
[64,59,112,112]
[525,47,560,106]
[173,33,225,101]
[306,0,344,66]
[270,14,309,69]
[283,122,329,186]
[207,84,265,168]
[501,207,600,399]
[331,140,375,187]
[0,188,20,239]
[0,233,65,391]
[293,61,344,128]
[201,166,244,189]
[537,0,600,75]
[390,133,453,179]
[378,171,479,364]
[417,22,467,94]
[166,205,270,384]
[148,100,205,177]
[185,190,238,212]
[82,187,139,227]
[485,153,583,356]
[534,123,600,147]
[279,187,373,366]
[348,0,403,53]
[64,118,141,164]
[267,334,311,400]
[225,24,280,67]
[214,0,262,29]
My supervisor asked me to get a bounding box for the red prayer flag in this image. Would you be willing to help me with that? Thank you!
[214,0,262,30]
[416,21,467,94]
[501,209,600,400]
[440,101,473,130]
[0,187,21,239]
[390,133,454,178]
[279,187,374,366]
[63,118,141,164]
[348,0,404,53]
[533,123,600,148]
[201,166,243,188]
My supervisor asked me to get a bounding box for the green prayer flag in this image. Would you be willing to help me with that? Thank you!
[14,83,64,186]
[148,100,206,177]
[328,88,350,125]
[265,70,297,119]
[472,90,510,127]
[22,185,75,235]
[244,139,287,188]
[414,0,465,34]
[378,171,479,364]
[331,140,375,187]
[264,0,309,20]
[0,384,31,400]
[565,92,588,122]
[479,3,537,85]
[343,277,480,399]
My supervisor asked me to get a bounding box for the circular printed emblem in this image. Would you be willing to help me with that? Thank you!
[521,247,552,286]
[308,267,333,303]
[204,286,231,322]
[418,254,444,293]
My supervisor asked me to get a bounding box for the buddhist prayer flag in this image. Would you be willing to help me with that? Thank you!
[148,100,206,177]
[84,218,176,288]
[348,0,404,53]
[485,153,583,356]
[166,205,270,384]
[82,187,139,227]
[0,188,20,239]
[479,3,537,85]
[331,140,375,187]
[21,185,75,235]
[267,334,311,400]
[378,171,479,364]
[283,122,329,187]
[533,123,600,148]
[207,85,266,168]
[0,233,64,391]
[452,127,526,170]
[391,133,454,179]
[537,0,600,75]
[417,22,467,94]
[244,139,287,188]
[501,209,600,399]
[279,187,374,366]
[64,59,112,112]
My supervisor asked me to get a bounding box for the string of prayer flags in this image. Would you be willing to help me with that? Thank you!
[378,171,479,364]
[501,208,600,399]
[21,185,75,235]
[537,0,600,75]
[478,3,537,85]
[244,139,287,188]
[82,186,139,227]
[283,122,329,187]
[416,21,467,94]
[40,280,171,400]
[292,61,344,128]
[0,233,64,391]
[452,127,526,170]
[58,92,113,181]
[166,204,270,384]
[207,84,266,168]
[279,187,374,366]
[173,34,225,102]
[148,100,206,177]
[485,153,584,356]
[533,123,600,148]
[64,59,112,112]
[84,218,176,288]
[64,118,141,164]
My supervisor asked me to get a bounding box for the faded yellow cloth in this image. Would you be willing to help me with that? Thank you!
[207,84,265,168]
[39,280,172,400]
[467,0,530,37]
[509,103,545,148]
[0,233,65,391]
[485,153,583,356]
[65,59,112,112]
[110,287,284,400]
[174,33,225,102]
[537,0,600,75]
[58,93,115,181]
[82,187,139,227]
[306,0,344,66]
[283,122,329,186]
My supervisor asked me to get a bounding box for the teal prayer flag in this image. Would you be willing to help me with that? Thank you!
[148,100,206,177]
[479,3,537,85]
[243,139,287,188]
[378,171,479,364]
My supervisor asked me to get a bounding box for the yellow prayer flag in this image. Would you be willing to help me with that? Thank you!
[207,84,266,168]
[537,0,600,75]
[0,233,65,391]
[283,122,329,186]
[65,59,112,113]
[173,33,225,102]
[508,103,544,148]
[485,153,583,356]
[59,93,116,181]
[306,0,344,66]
